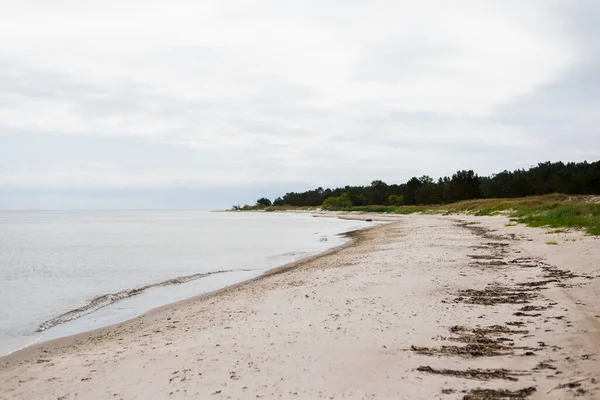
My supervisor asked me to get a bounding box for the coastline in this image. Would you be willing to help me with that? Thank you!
[0,211,371,358]
[1,214,599,399]
[0,219,379,364]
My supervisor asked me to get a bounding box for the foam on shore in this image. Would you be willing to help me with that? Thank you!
[36,269,252,332]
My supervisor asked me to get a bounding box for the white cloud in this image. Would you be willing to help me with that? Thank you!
[0,0,594,194]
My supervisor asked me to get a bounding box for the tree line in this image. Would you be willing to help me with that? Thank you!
[252,160,600,208]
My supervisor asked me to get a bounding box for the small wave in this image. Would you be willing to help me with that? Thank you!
[36,269,250,332]
[267,251,310,261]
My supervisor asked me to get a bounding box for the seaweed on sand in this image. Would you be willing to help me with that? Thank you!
[462,387,536,399]
[417,366,529,381]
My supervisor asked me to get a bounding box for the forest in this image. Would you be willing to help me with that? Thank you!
[255,161,600,208]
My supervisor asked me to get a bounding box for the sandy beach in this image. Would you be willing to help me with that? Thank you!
[1,214,599,399]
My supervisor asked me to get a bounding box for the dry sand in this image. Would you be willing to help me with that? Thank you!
[1,214,599,399]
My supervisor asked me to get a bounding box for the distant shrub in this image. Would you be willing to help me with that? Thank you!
[256,197,272,207]
[388,195,405,206]
[322,193,353,209]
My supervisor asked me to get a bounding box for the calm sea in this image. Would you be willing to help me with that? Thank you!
[0,210,370,355]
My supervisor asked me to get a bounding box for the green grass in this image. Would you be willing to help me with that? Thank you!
[511,203,600,236]
[323,194,600,236]
[545,241,558,245]
[245,194,600,236]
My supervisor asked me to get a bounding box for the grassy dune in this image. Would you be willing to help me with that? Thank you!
[327,194,600,235]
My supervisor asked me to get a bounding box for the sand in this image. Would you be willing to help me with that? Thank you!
[1,214,599,399]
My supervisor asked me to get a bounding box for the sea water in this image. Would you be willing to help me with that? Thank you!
[0,210,370,355]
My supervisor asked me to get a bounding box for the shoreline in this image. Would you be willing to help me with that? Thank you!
[1,214,599,399]
[0,220,381,365]
[35,269,256,334]
[0,211,374,358]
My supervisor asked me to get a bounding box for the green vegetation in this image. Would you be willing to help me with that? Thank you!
[546,241,558,245]
[240,160,600,235]
[512,203,600,236]
[255,197,272,207]
[257,161,599,208]
[230,204,318,212]
[322,193,353,209]
[240,194,600,236]
[431,195,600,235]
[388,194,405,206]
[393,195,600,236]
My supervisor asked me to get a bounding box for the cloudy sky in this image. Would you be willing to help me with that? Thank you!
[1,1,598,209]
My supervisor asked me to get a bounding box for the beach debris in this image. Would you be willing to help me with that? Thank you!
[510,257,540,264]
[454,285,538,305]
[417,366,528,381]
[516,280,557,288]
[409,323,536,358]
[409,344,509,358]
[540,264,578,280]
[546,378,591,394]
[449,325,527,335]
[518,305,549,312]
[512,312,541,317]
[484,242,510,248]
[448,334,507,345]
[533,361,557,371]
[470,260,508,267]
[467,254,505,260]
[454,221,517,242]
[462,386,536,399]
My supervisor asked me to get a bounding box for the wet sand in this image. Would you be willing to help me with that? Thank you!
[1,214,599,399]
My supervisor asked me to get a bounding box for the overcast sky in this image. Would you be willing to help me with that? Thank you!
[1,1,599,209]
